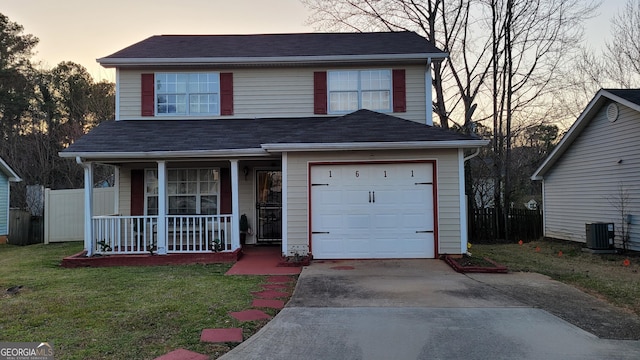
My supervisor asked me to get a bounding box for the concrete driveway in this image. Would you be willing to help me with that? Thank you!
[221,259,640,360]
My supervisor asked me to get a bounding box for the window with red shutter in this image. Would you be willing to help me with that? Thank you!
[130,169,145,215]
[220,73,234,115]
[141,74,155,116]
[392,69,406,113]
[219,168,231,214]
[314,72,327,114]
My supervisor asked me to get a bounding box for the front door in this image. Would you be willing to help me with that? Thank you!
[256,170,282,242]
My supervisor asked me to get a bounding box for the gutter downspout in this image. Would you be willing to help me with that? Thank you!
[76,156,94,256]
[425,58,433,126]
[464,147,481,162]
[459,147,482,254]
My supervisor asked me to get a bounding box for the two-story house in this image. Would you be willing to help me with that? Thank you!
[61,32,488,260]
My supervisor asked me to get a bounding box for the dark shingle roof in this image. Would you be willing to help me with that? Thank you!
[604,89,640,106]
[62,110,481,156]
[99,32,445,61]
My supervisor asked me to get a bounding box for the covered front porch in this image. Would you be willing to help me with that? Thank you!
[78,157,284,257]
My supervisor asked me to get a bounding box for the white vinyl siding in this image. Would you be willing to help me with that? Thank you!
[542,103,640,250]
[116,66,427,123]
[284,149,462,256]
[0,172,8,235]
[118,167,131,216]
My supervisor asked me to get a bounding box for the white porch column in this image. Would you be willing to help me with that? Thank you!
[157,161,167,254]
[425,58,433,126]
[113,166,120,214]
[281,153,288,257]
[230,160,240,250]
[80,159,94,256]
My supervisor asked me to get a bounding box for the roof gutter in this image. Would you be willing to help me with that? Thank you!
[97,53,449,67]
[261,140,489,152]
[60,148,270,160]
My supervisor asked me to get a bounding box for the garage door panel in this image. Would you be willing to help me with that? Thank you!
[372,213,400,229]
[315,189,343,205]
[400,213,434,230]
[311,162,436,259]
[345,214,371,231]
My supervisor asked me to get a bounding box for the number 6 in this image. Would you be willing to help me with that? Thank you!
[355,170,360,177]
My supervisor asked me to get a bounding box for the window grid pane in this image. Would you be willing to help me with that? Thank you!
[328,70,392,113]
[151,168,220,215]
[156,72,219,116]
[330,92,358,112]
[360,70,391,91]
[362,90,390,110]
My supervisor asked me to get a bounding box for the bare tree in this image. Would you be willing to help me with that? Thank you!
[603,0,640,88]
[301,0,596,240]
[566,0,640,114]
[301,0,496,130]
[608,184,632,252]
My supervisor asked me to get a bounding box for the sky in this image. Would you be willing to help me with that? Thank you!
[3,0,312,81]
[2,0,629,82]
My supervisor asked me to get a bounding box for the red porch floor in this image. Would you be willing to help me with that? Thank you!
[225,245,302,275]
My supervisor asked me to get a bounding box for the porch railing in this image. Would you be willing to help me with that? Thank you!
[92,214,232,255]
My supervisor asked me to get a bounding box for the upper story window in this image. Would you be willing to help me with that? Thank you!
[156,73,220,116]
[328,70,392,113]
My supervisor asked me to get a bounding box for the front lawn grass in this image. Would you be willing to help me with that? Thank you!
[0,243,266,359]
[473,239,640,316]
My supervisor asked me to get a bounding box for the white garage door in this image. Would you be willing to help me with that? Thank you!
[310,162,435,259]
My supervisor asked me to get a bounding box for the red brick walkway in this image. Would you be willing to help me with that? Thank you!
[155,246,299,359]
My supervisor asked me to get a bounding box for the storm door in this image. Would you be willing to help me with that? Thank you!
[256,170,282,242]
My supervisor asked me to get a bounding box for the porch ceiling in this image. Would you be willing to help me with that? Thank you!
[60,110,487,160]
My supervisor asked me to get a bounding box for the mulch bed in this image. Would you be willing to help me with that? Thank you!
[443,255,508,273]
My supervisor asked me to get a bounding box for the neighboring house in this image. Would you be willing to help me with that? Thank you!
[532,89,640,251]
[0,157,22,243]
[61,32,488,259]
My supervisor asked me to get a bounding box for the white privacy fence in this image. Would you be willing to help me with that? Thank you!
[44,187,116,243]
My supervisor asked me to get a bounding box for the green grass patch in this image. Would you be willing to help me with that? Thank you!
[472,239,640,316]
[0,243,267,359]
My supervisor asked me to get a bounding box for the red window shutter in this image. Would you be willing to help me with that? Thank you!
[392,69,406,113]
[220,168,232,215]
[141,74,155,116]
[314,71,327,114]
[220,73,234,115]
[130,169,145,216]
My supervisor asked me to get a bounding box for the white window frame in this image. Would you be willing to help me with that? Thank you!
[155,72,220,116]
[144,168,221,215]
[327,69,392,114]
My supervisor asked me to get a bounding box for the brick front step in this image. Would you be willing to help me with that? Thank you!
[200,328,243,343]
[229,309,272,321]
[154,348,208,360]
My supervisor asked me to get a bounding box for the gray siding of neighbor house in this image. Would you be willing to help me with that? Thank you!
[0,171,8,235]
[543,102,640,250]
